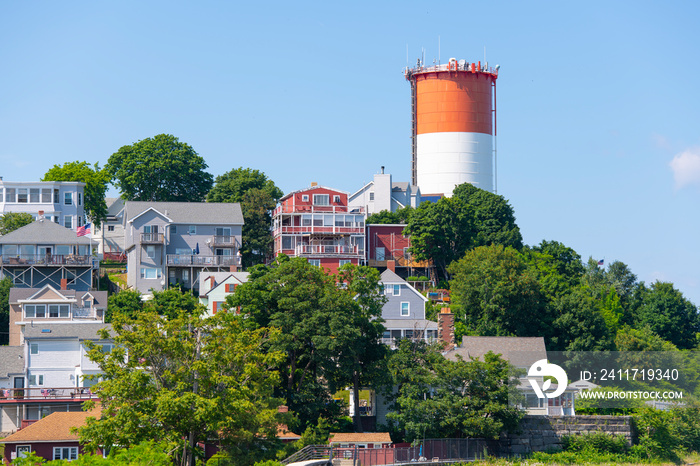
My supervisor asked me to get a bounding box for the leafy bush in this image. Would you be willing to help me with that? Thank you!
[561,431,629,454]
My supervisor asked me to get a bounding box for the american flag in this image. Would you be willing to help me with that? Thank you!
[77,223,91,237]
[597,259,604,266]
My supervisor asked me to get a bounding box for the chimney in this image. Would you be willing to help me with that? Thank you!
[437,307,455,350]
[205,276,215,292]
[60,278,68,290]
[38,210,45,221]
[277,405,289,413]
[229,265,238,273]
[381,166,385,174]
[310,182,318,187]
[386,260,396,273]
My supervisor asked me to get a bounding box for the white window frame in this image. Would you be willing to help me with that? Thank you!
[140,267,162,279]
[78,192,82,206]
[16,446,31,459]
[188,225,196,235]
[146,245,156,259]
[339,259,351,267]
[107,225,115,232]
[64,192,73,205]
[53,446,78,461]
[400,302,410,317]
[30,343,39,355]
[313,194,329,206]
[64,215,73,229]
[29,374,44,386]
[334,195,341,203]
[308,259,321,267]
[301,195,309,202]
[393,284,401,296]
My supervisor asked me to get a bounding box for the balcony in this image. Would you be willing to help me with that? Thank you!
[140,233,164,244]
[274,225,364,236]
[72,306,100,319]
[273,205,365,216]
[211,235,239,248]
[166,254,241,267]
[295,244,363,257]
[0,387,98,403]
[1,255,91,266]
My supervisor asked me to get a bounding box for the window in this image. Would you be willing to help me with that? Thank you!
[54,189,59,203]
[188,225,196,235]
[64,192,73,205]
[41,188,51,203]
[55,245,70,255]
[175,248,191,255]
[281,236,294,250]
[4,188,15,202]
[308,259,321,267]
[64,216,72,229]
[30,343,38,355]
[302,195,309,202]
[401,302,410,316]
[78,192,82,205]
[313,194,329,206]
[339,259,351,267]
[3,244,18,256]
[53,447,78,461]
[334,195,341,203]
[101,344,114,353]
[393,284,401,296]
[171,225,177,234]
[53,216,60,224]
[225,283,238,293]
[182,270,189,282]
[140,268,162,279]
[17,188,28,203]
[146,245,156,259]
[77,216,83,227]
[29,188,40,203]
[301,215,312,226]
[65,269,76,285]
[49,305,59,318]
[26,304,46,318]
[369,192,375,201]
[16,446,31,459]
[107,225,115,232]
[29,374,44,386]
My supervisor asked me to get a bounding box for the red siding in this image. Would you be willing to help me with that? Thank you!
[367,225,411,261]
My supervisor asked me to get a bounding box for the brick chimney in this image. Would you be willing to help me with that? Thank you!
[60,278,68,290]
[386,260,396,273]
[437,307,455,350]
[277,405,289,413]
[38,210,45,221]
[229,265,238,273]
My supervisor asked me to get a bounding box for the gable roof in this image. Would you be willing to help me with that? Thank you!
[279,185,348,202]
[9,287,108,308]
[379,269,405,284]
[1,408,101,444]
[0,219,95,245]
[125,201,243,225]
[0,346,24,378]
[24,323,111,341]
[445,336,547,368]
[328,432,392,444]
[198,271,250,297]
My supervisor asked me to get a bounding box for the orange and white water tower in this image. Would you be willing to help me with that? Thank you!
[405,57,499,196]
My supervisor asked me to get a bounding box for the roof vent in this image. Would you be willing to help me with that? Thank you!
[41,329,51,333]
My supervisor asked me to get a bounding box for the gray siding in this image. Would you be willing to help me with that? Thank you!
[382,283,426,320]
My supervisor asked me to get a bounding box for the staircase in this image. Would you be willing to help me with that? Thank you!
[281,445,333,465]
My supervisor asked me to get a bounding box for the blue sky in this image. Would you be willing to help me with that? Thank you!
[1,1,699,305]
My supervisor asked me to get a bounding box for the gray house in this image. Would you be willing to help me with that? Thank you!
[348,170,421,215]
[0,219,96,291]
[123,201,243,295]
[379,269,436,346]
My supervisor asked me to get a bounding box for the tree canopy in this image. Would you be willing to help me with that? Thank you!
[81,309,285,466]
[42,161,110,224]
[0,277,13,345]
[106,134,213,202]
[386,340,523,442]
[227,257,386,432]
[0,212,34,235]
[207,168,283,268]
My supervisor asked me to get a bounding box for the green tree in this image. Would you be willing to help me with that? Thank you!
[207,167,283,204]
[0,212,34,235]
[207,168,283,268]
[42,161,110,224]
[635,281,699,349]
[0,277,13,345]
[227,257,387,432]
[452,183,523,249]
[615,325,678,352]
[106,134,213,202]
[448,244,547,339]
[404,197,475,281]
[365,206,414,225]
[80,310,285,466]
[327,265,387,432]
[105,290,144,323]
[240,188,277,267]
[548,286,614,352]
[386,341,522,441]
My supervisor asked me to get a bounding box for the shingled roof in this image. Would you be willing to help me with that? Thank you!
[125,201,243,225]
[445,336,547,368]
[24,323,111,340]
[0,219,94,245]
[0,346,24,378]
[0,408,101,444]
[328,432,392,444]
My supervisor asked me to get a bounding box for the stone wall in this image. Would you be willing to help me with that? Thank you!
[500,415,635,455]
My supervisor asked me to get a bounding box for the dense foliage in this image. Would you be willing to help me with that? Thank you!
[42,161,110,224]
[0,212,34,235]
[106,134,213,202]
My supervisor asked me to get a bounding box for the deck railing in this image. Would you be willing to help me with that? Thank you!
[166,255,241,267]
[0,255,91,266]
[0,387,98,402]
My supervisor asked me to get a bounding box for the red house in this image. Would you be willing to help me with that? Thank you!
[272,184,365,275]
[1,408,102,463]
[366,224,431,273]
